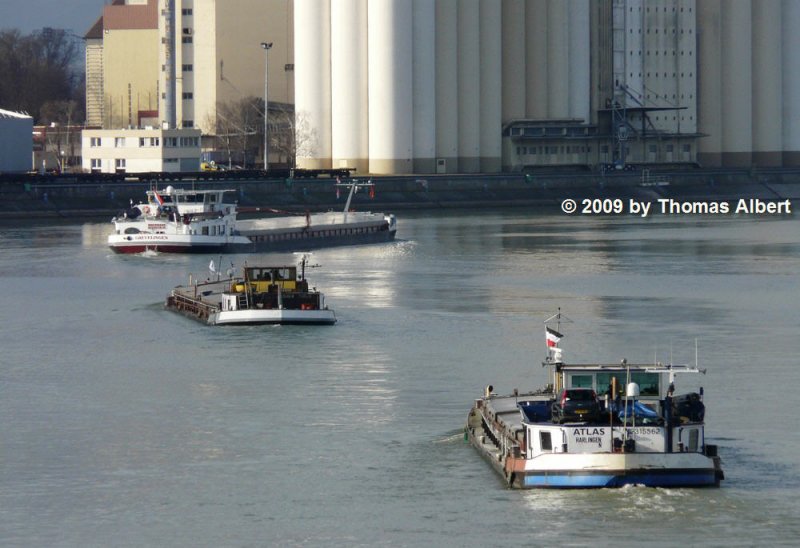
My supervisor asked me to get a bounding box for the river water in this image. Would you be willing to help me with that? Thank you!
[1,210,799,546]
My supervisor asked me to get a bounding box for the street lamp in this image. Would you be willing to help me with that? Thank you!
[260,41,273,172]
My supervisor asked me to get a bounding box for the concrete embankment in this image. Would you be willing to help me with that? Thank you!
[2,168,800,219]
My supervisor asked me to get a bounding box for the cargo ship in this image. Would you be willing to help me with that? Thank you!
[465,314,724,488]
[165,258,336,326]
[108,182,396,254]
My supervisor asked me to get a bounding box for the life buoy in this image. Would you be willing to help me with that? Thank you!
[143,206,151,216]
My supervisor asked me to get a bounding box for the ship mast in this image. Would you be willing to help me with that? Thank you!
[336,179,375,221]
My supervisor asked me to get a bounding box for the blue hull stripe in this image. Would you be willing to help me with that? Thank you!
[522,471,717,488]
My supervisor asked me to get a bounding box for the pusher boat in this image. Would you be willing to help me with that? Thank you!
[165,257,336,326]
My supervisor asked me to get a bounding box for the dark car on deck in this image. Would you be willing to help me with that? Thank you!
[551,388,601,424]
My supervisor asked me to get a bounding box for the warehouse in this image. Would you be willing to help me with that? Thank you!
[0,109,33,173]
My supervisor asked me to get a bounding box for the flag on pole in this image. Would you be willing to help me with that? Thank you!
[209,260,216,273]
[153,190,165,206]
[546,326,563,347]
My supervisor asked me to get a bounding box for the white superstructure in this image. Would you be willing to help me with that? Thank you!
[108,186,248,253]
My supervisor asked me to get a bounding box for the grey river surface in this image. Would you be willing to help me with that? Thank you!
[1,210,799,547]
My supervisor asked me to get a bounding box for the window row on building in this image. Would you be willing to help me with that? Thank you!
[88,136,199,148]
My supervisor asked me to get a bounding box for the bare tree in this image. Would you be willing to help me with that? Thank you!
[210,97,260,168]
[269,108,317,169]
[0,28,83,122]
[39,99,83,171]
[39,99,83,126]
[206,99,316,170]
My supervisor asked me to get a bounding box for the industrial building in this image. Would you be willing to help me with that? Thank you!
[84,0,160,129]
[84,0,292,138]
[293,0,800,174]
[82,0,800,175]
[0,109,34,173]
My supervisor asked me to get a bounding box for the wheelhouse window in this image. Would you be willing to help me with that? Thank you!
[596,372,660,397]
[177,193,201,203]
[569,375,593,389]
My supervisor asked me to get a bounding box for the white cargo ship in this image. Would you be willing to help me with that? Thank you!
[108,183,396,254]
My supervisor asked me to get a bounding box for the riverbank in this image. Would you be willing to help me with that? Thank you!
[2,167,800,219]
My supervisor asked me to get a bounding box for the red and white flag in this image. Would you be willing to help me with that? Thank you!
[546,326,563,348]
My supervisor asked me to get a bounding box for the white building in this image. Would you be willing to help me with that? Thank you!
[0,109,34,173]
[81,128,201,173]
[158,0,294,135]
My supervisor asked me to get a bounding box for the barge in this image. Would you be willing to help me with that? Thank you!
[165,259,336,325]
[108,182,396,254]
[466,318,724,488]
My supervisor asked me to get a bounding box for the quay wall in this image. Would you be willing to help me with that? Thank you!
[2,169,800,219]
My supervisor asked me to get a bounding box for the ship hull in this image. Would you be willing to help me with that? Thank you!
[109,222,396,254]
[209,309,336,325]
[467,428,721,489]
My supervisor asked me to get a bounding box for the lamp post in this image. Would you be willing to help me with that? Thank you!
[260,41,273,172]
